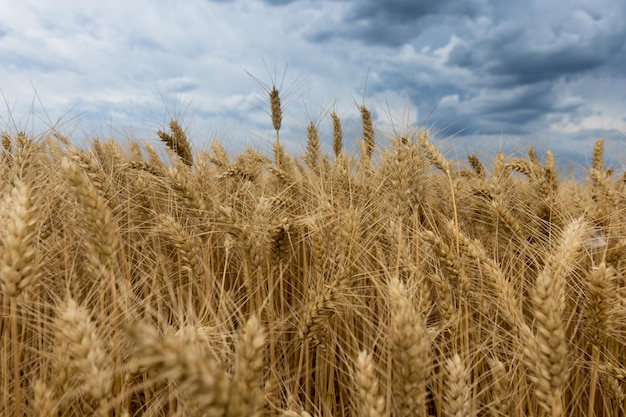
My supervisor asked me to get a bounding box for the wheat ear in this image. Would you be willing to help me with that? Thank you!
[446,220,521,327]
[490,199,522,236]
[360,105,375,167]
[506,157,534,177]
[384,136,425,223]
[270,86,282,133]
[298,257,352,347]
[56,297,112,408]
[269,86,283,166]
[467,154,486,178]
[547,217,590,307]
[1,131,13,171]
[592,138,605,171]
[388,276,431,417]
[166,164,208,215]
[584,261,615,347]
[428,271,457,324]
[331,111,343,157]
[65,147,115,204]
[305,122,320,171]
[419,130,452,173]
[0,179,40,297]
[529,267,569,417]
[421,229,465,294]
[487,358,511,416]
[145,141,168,174]
[32,381,58,417]
[355,351,386,417]
[127,322,230,416]
[155,213,203,278]
[61,157,117,278]
[227,315,267,417]
[444,354,471,417]
[269,216,293,263]
[158,119,194,167]
[585,261,616,416]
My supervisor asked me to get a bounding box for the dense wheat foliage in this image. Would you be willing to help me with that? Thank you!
[1,96,625,417]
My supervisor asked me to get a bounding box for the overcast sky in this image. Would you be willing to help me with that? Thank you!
[1,0,625,168]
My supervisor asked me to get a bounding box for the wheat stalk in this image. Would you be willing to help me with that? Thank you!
[282,410,314,417]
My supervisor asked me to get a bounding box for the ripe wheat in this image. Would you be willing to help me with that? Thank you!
[1,90,624,417]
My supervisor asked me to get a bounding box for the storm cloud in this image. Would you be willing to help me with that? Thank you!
[308,0,626,159]
[1,0,624,166]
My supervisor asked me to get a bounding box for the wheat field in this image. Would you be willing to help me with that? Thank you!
[1,90,625,417]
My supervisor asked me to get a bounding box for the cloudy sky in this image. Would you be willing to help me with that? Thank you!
[1,0,625,168]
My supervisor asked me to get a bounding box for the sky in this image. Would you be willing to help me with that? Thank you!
[1,0,625,169]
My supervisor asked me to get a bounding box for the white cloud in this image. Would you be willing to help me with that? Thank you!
[0,0,624,165]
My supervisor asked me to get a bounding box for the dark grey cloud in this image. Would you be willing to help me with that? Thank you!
[346,0,483,23]
[447,22,626,87]
[346,0,443,23]
[477,83,580,123]
[372,78,588,138]
[369,62,587,136]
[301,0,626,151]
[261,0,297,5]
[306,0,485,46]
